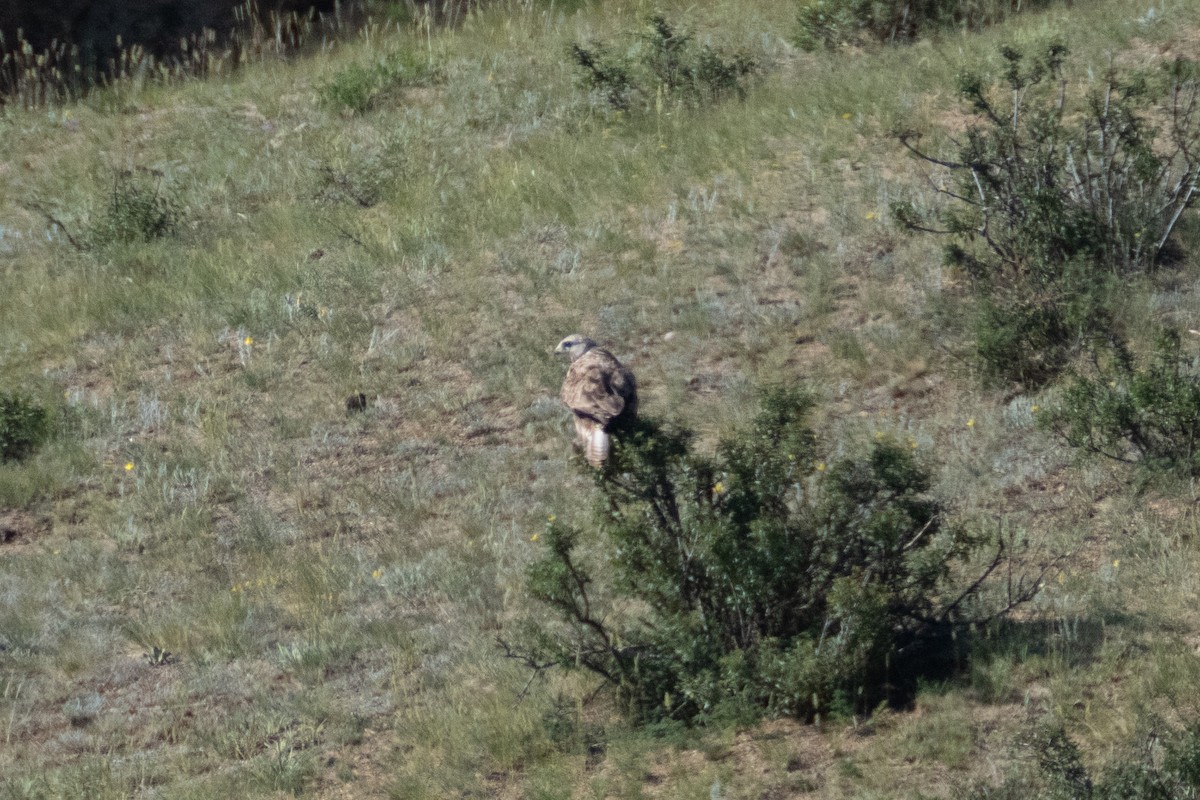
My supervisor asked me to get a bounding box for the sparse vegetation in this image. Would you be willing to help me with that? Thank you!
[2,0,1200,796]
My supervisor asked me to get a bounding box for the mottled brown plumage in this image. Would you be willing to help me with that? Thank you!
[555,334,638,467]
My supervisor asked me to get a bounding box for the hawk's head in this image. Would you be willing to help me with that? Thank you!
[555,334,597,361]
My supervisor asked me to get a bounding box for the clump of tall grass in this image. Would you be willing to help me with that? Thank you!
[89,169,183,246]
[318,48,441,114]
[0,1,366,110]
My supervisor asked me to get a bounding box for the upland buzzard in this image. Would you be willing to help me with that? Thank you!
[555,334,638,467]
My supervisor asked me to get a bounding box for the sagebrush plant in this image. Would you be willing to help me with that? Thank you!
[89,169,182,246]
[1045,329,1200,477]
[0,392,50,461]
[570,14,759,112]
[894,44,1200,386]
[970,721,1200,799]
[517,389,1038,724]
[793,0,1041,50]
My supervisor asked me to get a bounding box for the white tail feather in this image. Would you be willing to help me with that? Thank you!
[585,427,610,467]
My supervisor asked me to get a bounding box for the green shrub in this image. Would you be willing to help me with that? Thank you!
[895,45,1200,387]
[794,0,1040,50]
[89,169,182,246]
[570,15,759,112]
[318,50,440,114]
[1045,330,1200,477]
[970,722,1200,799]
[518,389,1035,724]
[0,393,50,462]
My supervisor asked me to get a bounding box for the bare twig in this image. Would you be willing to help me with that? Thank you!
[19,201,85,251]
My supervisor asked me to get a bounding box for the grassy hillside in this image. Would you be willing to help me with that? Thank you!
[4,1,1200,797]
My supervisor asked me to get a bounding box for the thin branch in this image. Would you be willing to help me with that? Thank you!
[496,637,558,701]
[897,131,970,170]
[20,201,85,251]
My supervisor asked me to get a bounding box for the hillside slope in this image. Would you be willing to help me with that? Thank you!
[4,1,1200,797]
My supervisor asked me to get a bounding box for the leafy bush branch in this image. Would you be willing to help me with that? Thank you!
[509,389,1046,724]
[0,392,51,462]
[1045,330,1200,477]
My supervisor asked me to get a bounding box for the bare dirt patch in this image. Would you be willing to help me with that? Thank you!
[0,507,52,547]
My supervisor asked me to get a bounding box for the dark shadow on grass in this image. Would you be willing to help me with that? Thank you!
[882,612,1127,712]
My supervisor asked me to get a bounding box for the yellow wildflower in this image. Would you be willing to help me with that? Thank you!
[372,568,383,581]
[547,514,556,523]
[713,481,726,495]
[530,533,540,542]
[815,461,827,473]
[841,112,852,120]
[865,211,877,220]
[1112,559,1119,569]
[243,336,253,346]
[966,418,976,429]
[124,462,135,472]
[1031,405,1040,414]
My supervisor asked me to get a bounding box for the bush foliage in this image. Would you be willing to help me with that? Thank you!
[895,45,1200,386]
[570,15,759,112]
[0,393,50,462]
[971,722,1200,800]
[794,0,1042,50]
[518,389,1036,724]
[1045,330,1200,477]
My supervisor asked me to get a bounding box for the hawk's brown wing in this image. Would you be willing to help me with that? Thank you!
[561,348,636,429]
